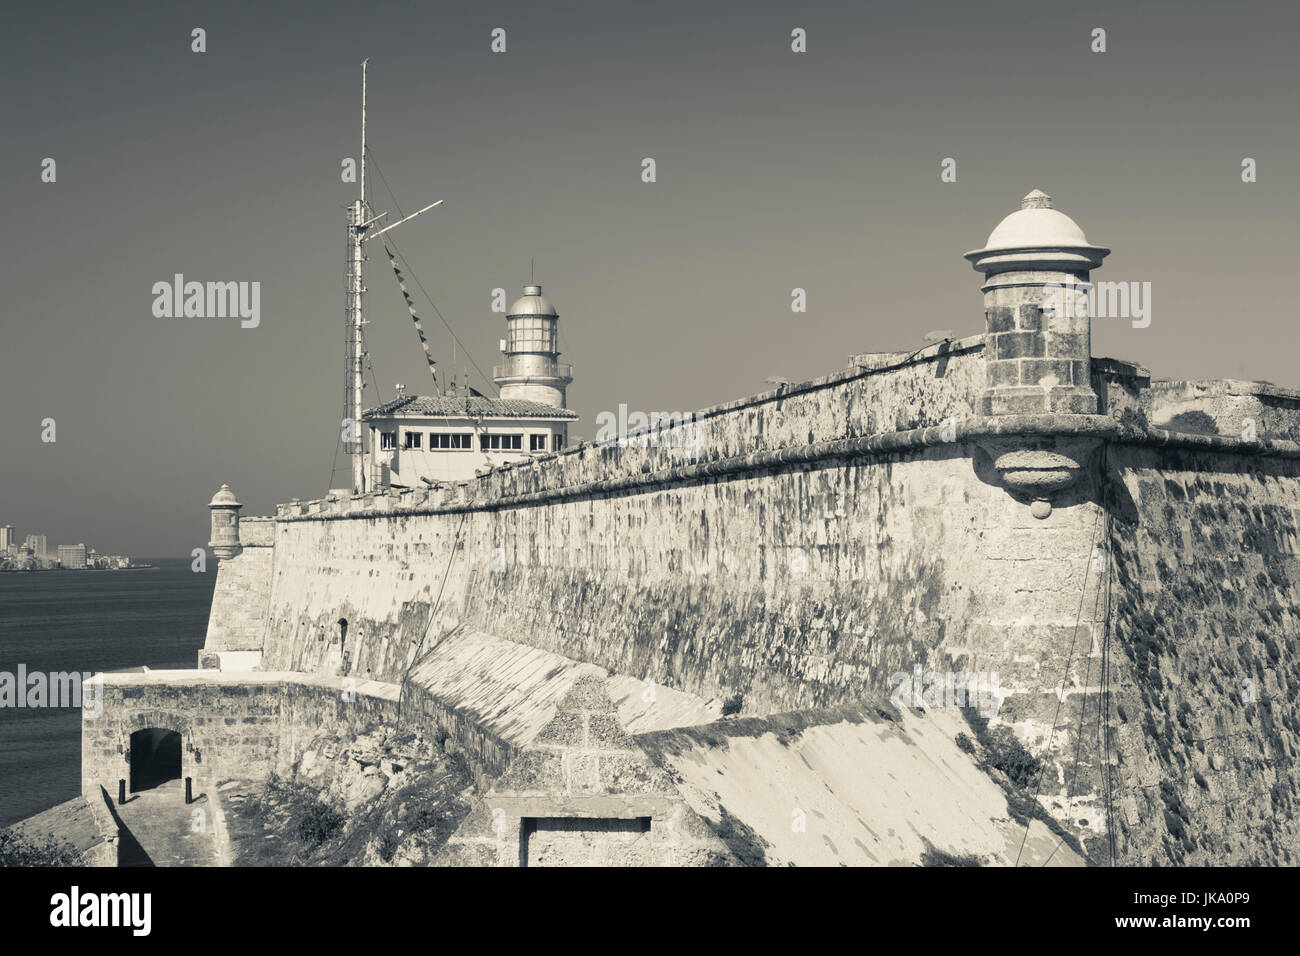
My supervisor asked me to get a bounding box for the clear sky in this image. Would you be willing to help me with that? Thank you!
[3,0,1297,555]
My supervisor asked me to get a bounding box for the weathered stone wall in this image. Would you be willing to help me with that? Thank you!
[234,339,1114,851]
[259,514,451,680]
[462,449,1105,719]
[255,339,1007,698]
[250,449,1108,867]
[1102,446,1300,865]
[258,447,1101,717]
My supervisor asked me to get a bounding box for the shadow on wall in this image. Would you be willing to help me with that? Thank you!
[1160,411,1219,436]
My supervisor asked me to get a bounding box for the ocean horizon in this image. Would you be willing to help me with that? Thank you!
[0,557,214,828]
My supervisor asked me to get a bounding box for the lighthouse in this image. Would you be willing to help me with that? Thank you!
[493,284,573,408]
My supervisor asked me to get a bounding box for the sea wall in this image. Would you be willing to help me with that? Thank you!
[191,428,1300,863]
[200,517,275,668]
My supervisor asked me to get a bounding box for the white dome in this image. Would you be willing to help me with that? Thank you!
[983,205,1091,250]
[965,189,1109,275]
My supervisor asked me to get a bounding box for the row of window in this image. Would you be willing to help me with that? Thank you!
[379,431,562,452]
[481,433,523,451]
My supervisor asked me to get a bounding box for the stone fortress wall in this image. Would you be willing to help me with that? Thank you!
[157,340,1300,863]
[79,191,1300,865]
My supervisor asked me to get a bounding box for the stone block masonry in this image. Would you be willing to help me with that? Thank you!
[966,190,1108,419]
[81,672,400,802]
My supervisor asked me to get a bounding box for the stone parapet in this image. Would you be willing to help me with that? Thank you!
[270,413,1300,525]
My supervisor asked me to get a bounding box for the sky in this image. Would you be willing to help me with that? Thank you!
[2,0,1297,555]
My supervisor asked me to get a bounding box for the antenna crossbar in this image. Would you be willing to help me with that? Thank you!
[363,200,444,242]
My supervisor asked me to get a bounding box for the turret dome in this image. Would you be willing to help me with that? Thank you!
[981,189,1092,249]
[208,483,241,508]
[965,189,1109,276]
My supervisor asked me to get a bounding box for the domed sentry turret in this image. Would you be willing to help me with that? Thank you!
[493,284,573,408]
[965,189,1110,417]
[964,190,1112,518]
[208,484,242,559]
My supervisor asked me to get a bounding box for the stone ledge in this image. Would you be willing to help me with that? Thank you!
[93,669,400,701]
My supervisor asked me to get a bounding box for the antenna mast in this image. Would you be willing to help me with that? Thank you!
[344,59,443,493]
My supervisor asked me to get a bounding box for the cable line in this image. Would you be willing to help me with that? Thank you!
[365,146,499,397]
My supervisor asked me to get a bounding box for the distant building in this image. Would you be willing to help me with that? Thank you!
[24,534,48,560]
[57,544,87,569]
[0,525,13,554]
[363,283,578,486]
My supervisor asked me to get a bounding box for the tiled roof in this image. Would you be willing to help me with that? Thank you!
[363,394,578,421]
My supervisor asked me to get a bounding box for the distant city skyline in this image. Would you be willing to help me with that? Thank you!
[0,522,135,569]
[3,0,1298,554]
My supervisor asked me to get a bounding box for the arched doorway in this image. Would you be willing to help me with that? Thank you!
[129,728,182,793]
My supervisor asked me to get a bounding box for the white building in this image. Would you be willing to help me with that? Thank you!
[57,543,87,569]
[363,283,578,487]
[365,394,576,485]
[24,534,48,560]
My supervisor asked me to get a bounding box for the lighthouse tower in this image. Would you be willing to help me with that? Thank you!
[493,284,573,408]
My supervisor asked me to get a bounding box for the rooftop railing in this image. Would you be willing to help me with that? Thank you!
[492,363,573,381]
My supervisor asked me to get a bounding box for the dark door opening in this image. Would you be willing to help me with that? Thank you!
[129,728,182,793]
[520,816,652,867]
